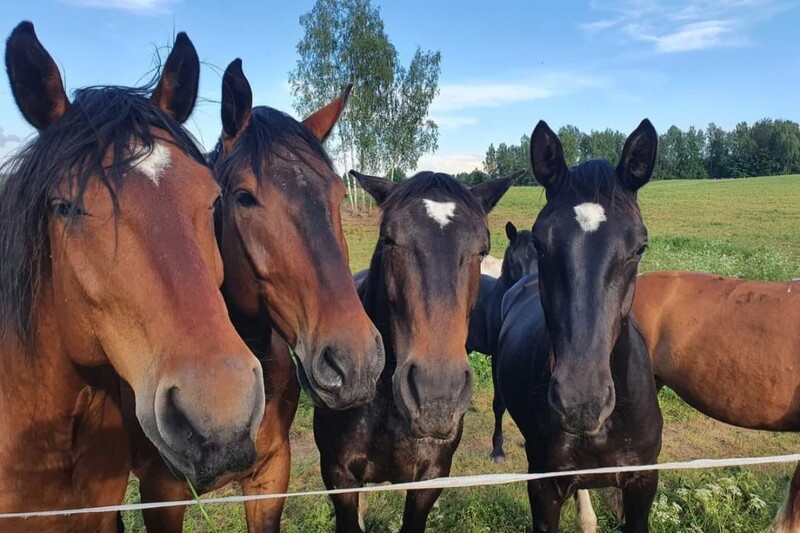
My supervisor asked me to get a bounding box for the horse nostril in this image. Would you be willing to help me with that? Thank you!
[406,364,421,409]
[317,347,346,390]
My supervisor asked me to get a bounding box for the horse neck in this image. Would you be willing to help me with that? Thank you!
[0,290,128,490]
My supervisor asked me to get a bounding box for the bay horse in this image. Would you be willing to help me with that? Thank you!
[0,24,265,531]
[127,59,384,531]
[631,271,800,531]
[496,119,663,532]
[315,170,517,532]
[466,221,537,463]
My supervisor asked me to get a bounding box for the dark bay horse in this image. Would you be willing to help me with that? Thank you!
[127,59,384,532]
[496,120,662,532]
[315,170,517,532]
[631,271,800,531]
[466,221,537,463]
[0,24,265,531]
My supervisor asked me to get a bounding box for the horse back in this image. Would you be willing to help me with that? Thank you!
[633,270,800,430]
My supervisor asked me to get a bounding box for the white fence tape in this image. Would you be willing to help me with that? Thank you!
[2,453,799,519]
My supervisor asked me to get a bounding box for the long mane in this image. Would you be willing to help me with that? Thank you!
[0,85,206,340]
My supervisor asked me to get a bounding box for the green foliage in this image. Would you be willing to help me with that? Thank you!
[289,0,440,177]
[482,119,800,183]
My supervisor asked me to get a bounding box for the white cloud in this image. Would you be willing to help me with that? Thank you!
[413,153,484,175]
[581,0,783,53]
[431,73,610,113]
[0,128,21,148]
[61,0,178,13]
[430,115,479,130]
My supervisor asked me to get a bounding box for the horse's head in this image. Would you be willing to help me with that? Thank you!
[212,60,383,410]
[501,221,537,288]
[529,119,657,435]
[355,170,516,439]
[2,23,265,489]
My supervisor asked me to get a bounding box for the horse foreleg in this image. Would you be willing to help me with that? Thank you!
[137,463,190,532]
[574,490,597,532]
[528,479,567,532]
[490,355,507,463]
[770,462,800,532]
[241,439,292,532]
[321,463,363,533]
[621,471,658,533]
[400,488,444,533]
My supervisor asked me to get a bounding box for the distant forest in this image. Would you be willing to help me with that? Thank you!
[456,119,800,186]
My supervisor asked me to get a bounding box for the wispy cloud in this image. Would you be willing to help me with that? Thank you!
[61,0,178,14]
[414,153,484,175]
[430,115,479,130]
[431,72,610,113]
[581,0,786,53]
[0,128,21,148]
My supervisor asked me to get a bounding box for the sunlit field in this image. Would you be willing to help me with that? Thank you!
[123,175,800,532]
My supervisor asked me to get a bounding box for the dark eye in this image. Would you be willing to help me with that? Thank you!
[635,243,648,259]
[532,239,545,257]
[234,190,258,208]
[49,199,85,219]
[382,235,397,247]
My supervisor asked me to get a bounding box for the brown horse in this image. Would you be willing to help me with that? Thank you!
[127,59,384,532]
[0,24,265,531]
[316,170,517,532]
[632,271,800,531]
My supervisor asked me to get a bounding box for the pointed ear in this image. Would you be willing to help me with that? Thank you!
[221,58,253,139]
[529,120,567,189]
[617,119,658,192]
[303,83,352,142]
[470,170,521,214]
[350,169,395,206]
[151,32,199,124]
[505,221,518,243]
[5,21,70,131]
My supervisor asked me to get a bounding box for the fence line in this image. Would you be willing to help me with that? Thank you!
[1,453,799,519]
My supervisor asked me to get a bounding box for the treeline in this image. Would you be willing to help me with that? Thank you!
[456,118,800,185]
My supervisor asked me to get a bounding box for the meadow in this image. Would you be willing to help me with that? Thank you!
[123,175,800,532]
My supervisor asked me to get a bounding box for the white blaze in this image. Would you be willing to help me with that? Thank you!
[573,202,606,233]
[131,143,171,186]
[423,199,457,229]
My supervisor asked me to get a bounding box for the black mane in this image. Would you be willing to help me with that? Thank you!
[0,85,206,340]
[380,171,484,217]
[562,159,640,216]
[211,106,333,192]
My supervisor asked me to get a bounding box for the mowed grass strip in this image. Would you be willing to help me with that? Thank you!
[122,175,800,532]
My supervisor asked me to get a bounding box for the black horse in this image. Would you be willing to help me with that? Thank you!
[466,221,537,463]
[314,170,517,532]
[496,120,663,532]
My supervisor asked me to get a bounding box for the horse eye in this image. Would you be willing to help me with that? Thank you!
[49,199,84,219]
[382,236,397,247]
[533,239,545,257]
[234,190,258,208]
[635,243,648,258]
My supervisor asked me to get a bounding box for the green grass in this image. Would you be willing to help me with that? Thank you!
[122,175,800,532]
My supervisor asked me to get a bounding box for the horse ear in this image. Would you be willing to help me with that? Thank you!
[350,170,395,206]
[529,120,567,190]
[221,58,253,139]
[505,221,518,243]
[617,119,658,192]
[303,83,353,142]
[5,21,70,131]
[151,32,199,124]
[471,170,521,214]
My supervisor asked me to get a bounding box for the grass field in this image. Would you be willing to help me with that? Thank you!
[122,175,800,532]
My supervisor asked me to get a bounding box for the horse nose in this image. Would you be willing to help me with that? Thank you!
[314,346,348,393]
[548,379,615,434]
[397,359,473,439]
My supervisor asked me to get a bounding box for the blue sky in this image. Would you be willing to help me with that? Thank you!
[1,0,798,173]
